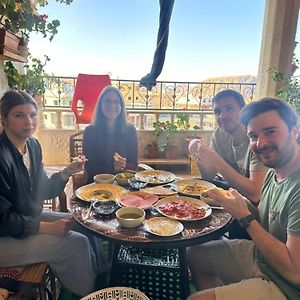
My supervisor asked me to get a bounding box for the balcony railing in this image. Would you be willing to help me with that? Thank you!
[41,76,256,131]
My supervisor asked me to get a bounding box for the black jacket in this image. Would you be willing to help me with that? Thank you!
[0,132,66,238]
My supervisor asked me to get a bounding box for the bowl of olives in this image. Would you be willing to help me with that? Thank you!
[115,171,135,186]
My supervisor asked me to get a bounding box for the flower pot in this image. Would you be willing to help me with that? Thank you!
[0,28,26,62]
[164,145,177,159]
[144,143,160,159]
[0,29,20,53]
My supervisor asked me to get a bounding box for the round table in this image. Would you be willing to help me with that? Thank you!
[71,195,232,300]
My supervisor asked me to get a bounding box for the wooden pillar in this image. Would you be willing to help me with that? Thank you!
[256,0,300,99]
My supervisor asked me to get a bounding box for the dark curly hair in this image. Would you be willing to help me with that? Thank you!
[212,89,245,109]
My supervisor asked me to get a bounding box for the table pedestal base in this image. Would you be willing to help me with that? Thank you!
[109,245,190,300]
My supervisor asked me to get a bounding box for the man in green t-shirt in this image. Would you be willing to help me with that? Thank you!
[187,98,300,300]
[189,89,267,204]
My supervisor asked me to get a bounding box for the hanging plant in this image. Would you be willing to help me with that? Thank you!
[0,0,73,41]
[4,53,50,97]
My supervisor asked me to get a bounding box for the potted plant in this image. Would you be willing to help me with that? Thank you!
[153,120,178,159]
[0,0,73,41]
[4,53,50,100]
[143,141,160,159]
[0,0,73,61]
[268,63,300,116]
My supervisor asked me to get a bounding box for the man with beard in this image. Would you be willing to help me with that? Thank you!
[189,89,267,204]
[187,98,300,300]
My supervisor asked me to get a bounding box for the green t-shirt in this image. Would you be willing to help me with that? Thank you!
[210,128,266,177]
[255,168,300,299]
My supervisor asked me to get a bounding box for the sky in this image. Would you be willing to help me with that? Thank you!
[29,0,300,82]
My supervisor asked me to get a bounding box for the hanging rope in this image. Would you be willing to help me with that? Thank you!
[139,0,175,90]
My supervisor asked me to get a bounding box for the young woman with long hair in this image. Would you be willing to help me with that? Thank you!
[83,86,138,183]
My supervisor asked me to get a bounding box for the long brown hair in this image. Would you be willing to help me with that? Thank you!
[92,86,128,133]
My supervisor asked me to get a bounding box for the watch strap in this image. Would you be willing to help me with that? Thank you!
[238,214,255,229]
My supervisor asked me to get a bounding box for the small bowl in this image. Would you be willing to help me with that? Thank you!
[93,173,115,184]
[116,207,145,228]
[128,177,149,190]
[93,200,118,216]
[115,172,135,186]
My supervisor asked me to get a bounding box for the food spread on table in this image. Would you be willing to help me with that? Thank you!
[114,152,122,161]
[179,185,208,194]
[116,172,135,179]
[144,217,184,236]
[135,170,176,185]
[173,179,216,196]
[155,196,212,221]
[119,192,159,209]
[158,200,206,219]
[140,185,177,196]
[74,173,220,237]
[76,183,126,202]
[200,187,231,206]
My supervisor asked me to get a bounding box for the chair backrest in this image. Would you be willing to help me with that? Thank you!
[72,74,111,124]
[69,131,84,161]
[80,286,150,300]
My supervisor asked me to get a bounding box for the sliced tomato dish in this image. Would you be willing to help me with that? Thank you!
[158,200,206,220]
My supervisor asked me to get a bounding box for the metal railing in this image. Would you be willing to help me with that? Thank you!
[41,76,256,130]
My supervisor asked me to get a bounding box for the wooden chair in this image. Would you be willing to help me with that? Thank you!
[43,192,68,213]
[1,263,58,300]
[69,131,88,191]
[69,131,84,162]
[1,191,66,299]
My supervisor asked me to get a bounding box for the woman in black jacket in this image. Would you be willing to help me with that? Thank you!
[0,90,105,297]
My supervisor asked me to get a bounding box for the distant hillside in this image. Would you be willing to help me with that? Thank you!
[204,75,257,84]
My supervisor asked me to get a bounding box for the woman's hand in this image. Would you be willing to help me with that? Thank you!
[39,219,74,236]
[114,152,126,171]
[61,155,87,181]
[207,188,250,219]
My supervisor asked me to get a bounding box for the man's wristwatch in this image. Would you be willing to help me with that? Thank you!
[238,214,255,229]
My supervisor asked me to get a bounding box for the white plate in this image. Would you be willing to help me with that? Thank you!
[144,217,184,236]
[135,170,176,185]
[154,196,212,221]
[173,179,216,197]
[75,183,126,202]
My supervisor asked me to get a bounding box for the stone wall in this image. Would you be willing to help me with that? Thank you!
[37,129,213,166]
